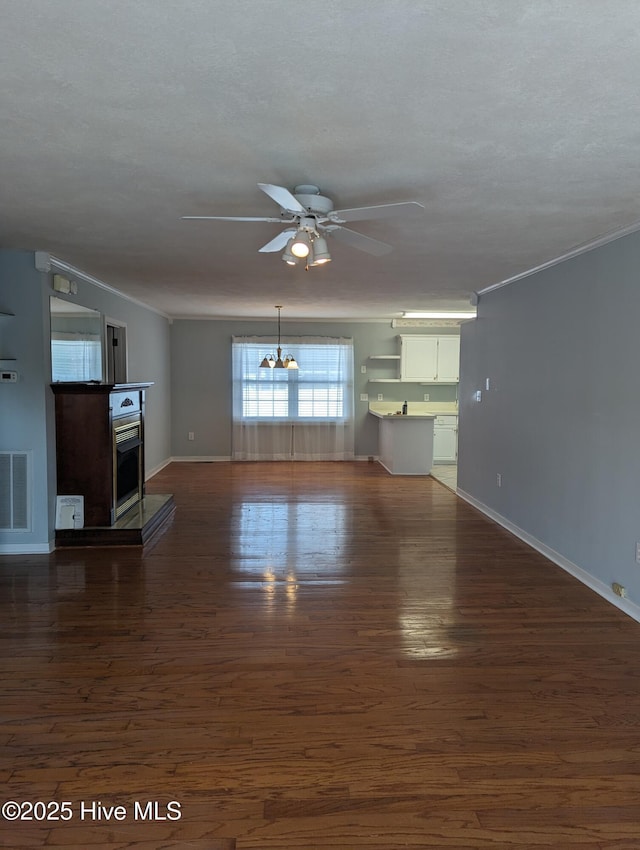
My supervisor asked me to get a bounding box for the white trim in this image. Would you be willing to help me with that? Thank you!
[49,256,170,318]
[34,251,51,272]
[170,315,394,323]
[168,456,375,464]
[145,458,173,479]
[103,315,129,383]
[478,218,640,298]
[171,456,232,463]
[0,541,55,555]
[456,488,640,624]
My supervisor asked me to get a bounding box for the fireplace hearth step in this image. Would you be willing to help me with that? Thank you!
[55,494,175,547]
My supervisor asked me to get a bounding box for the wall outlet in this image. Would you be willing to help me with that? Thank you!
[474,390,482,402]
[188,432,194,441]
[360,365,367,373]
[496,473,502,487]
[377,393,384,401]
[360,393,369,402]
[612,582,627,598]
[423,393,430,401]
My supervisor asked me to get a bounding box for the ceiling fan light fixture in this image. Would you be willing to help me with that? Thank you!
[311,236,331,265]
[282,237,299,264]
[291,230,311,258]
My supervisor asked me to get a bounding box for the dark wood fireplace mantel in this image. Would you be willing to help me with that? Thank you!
[52,382,153,526]
[51,382,173,547]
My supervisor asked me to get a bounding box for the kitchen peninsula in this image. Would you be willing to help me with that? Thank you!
[369,401,458,475]
[369,406,434,475]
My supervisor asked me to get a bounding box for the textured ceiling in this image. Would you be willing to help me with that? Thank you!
[2,1,640,319]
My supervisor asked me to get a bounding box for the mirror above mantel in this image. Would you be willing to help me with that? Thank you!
[50,296,104,382]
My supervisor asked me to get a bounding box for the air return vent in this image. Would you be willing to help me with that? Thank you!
[0,452,30,531]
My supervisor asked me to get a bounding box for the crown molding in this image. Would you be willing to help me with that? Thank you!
[479,217,640,297]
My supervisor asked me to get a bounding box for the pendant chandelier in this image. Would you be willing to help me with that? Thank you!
[259,305,299,369]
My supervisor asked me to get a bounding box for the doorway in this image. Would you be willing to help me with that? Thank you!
[105,320,127,384]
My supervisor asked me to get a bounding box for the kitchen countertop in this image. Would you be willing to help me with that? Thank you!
[369,410,435,420]
[368,401,458,417]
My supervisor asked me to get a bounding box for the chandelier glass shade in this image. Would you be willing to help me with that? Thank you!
[259,306,299,369]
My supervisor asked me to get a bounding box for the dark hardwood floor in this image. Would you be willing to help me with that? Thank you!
[2,461,640,849]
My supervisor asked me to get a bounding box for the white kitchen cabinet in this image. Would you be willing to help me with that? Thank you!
[369,335,461,384]
[433,415,458,462]
[398,335,460,383]
[435,336,460,382]
[399,336,438,381]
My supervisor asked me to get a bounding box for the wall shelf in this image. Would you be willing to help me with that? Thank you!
[1,311,16,360]
[367,354,401,383]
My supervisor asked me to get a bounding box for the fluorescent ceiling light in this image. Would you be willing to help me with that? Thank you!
[402,311,477,319]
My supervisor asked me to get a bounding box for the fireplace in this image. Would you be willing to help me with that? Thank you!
[52,382,152,527]
[113,417,143,519]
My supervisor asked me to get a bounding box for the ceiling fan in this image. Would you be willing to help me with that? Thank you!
[181,183,424,266]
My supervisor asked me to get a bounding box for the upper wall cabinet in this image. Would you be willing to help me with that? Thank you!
[399,335,438,381]
[434,336,460,382]
[399,335,460,383]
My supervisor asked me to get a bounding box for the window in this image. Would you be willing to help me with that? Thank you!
[231,337,355,461]
[51,335,102,382]
[233,340,353,421]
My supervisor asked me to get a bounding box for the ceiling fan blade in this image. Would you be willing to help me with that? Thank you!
[181,215,292,223]
[324,225,393,256]
[331,201,424,223]
[258,183,306,214]
[258,229,296,253]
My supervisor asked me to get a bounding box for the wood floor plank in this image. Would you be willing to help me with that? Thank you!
[2,461,640,849]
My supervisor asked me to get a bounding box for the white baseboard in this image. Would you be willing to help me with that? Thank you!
[0,541,55,555]
[145,457,173,479]
[170,455,231,463]
[169,456,373,464]
[456,488,640,624]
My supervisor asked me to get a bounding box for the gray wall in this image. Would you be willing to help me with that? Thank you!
[458,230,640,605]
[170,320,459,458]
[57,273,172,475]
[0,251,172,552]
[0,252,55,551]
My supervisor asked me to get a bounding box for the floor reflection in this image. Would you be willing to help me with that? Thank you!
[233,499,347,570]
[396,503,461,660]
[231,499,349,613]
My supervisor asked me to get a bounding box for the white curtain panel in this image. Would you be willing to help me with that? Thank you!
[232,337,355,461]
